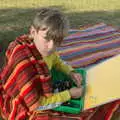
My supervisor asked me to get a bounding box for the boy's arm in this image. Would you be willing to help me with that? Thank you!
[53,52,74,75]
[38,87,83,110]
[37,90,71,110]
[39,90,71,106]
[53,52,82,87]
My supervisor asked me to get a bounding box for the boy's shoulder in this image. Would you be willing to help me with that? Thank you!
[6,34,31,56]
[15,34,33,44]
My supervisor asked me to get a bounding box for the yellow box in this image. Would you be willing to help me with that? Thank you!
[84,55,120,110]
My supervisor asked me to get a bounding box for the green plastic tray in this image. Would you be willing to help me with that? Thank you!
[51,67,86,114]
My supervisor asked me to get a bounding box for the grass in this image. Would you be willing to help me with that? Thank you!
[0,0,120,66]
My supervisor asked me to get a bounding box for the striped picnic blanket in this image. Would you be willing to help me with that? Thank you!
[58,23,120,68]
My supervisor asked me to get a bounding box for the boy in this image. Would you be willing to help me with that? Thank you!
[0,7,83,119]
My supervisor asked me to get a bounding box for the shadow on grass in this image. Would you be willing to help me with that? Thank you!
[0,6,120,68]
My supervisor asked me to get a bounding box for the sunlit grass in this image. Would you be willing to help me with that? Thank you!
[0,0,120,11]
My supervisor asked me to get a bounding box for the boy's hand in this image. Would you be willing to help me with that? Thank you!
[70,72,82,87]
[69,87,83,98]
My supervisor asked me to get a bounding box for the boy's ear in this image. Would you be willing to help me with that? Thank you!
[29,26,36,38]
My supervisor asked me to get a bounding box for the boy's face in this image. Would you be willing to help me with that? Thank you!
[30,26,56,56]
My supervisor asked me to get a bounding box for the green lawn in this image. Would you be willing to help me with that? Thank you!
[0,0,120,66]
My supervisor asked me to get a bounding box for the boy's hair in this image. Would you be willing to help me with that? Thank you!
[32,7,69,46]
